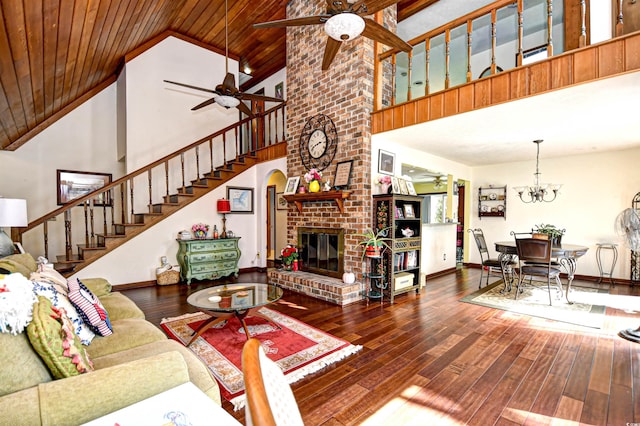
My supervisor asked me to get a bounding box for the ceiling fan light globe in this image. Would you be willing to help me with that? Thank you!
[215,95,240,108]
[324,13,365,42]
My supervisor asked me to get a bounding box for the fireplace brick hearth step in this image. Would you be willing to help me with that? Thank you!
[267,269,363,305]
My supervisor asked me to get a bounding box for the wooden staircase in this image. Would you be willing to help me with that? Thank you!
[15,103,287,276]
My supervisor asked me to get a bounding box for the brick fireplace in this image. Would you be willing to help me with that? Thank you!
[269,1,398,304]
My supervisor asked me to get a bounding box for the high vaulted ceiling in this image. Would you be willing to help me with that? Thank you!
[0,0,432,152]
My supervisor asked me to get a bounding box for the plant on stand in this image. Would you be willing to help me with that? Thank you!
[304,168,323,193]
[533,223,565,246]
[280,244,299,271]
[356,227,391,258]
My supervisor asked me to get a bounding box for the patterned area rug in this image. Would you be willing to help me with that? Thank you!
[460,280,608,328]
[161,307,362,409]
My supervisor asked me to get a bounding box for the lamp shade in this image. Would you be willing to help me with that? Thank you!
[217,199,231,213]
[215,95,240,108]
[0,198,28,227]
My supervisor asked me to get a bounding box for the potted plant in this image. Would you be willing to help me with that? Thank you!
[356,227,391,258]
[533,223,565,246]
[280,244,299,271]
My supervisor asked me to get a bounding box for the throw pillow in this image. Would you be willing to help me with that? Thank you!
[30,268,69,295]
[27,296,94,378]
[31,280,95,345]
[0,273,37,335]
[67,278,113,337]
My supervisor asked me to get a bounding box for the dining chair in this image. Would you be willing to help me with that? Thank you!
[514,236,563,305]
[242,338,304,426]
[468,228,515,288]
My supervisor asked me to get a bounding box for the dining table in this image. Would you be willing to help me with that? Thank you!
[494,241,589,304]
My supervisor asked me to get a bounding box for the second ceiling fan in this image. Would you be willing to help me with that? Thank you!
[164,0,283,117]
[254,0,412,70]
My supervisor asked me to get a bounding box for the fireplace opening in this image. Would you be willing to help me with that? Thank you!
[297,227,344,279]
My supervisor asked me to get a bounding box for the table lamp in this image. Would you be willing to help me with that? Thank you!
[217,199,231,238]
[0,198,28,258]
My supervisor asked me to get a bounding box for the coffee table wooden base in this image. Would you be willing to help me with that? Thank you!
[187,308,280,346]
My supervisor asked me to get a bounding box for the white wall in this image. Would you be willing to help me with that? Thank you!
[467,148,640,280]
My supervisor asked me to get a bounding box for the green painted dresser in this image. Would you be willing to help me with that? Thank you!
[176,237,241,284]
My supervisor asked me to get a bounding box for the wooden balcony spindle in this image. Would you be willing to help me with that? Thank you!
[466,20,473,82]
[223,132,228,164]
[491,9,497,74]
[517,0,524,67]
[148,169,153,213]
[129,178,135,221]
[89,199,95,244]
[164,161,170,197]
[209,138,214,173]
[180,153,185,189]
[64,209,72,260]
[43,221,49,260]
[109,188,114,231]
[616,0,624,36]
[547,0,554,56]
[103,196,108,236]
[280,107,285,143]
[268,113,273,146]
[195,145,200,177]
[579,0,587,47]
[445,29,451,89]
[120,182,126,224]
[391,54,397,106]
[425,39,431,95]
[84,201,89,244]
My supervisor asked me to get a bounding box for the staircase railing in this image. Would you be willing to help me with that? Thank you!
[14,102,287,268]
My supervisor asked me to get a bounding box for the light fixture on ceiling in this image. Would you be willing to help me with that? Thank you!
[433,176,444,190]
[0,198,28,257]
[214,95,240,108]
[513,140,562,203]
[324,13,365,41]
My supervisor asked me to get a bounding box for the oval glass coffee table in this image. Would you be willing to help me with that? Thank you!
[186,283,283,345]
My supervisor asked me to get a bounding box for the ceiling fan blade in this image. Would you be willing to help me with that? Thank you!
[362,18,411,51]
[322,37,342,70]
[164,80,217,94]
[236,101,255,117]
[239,93,284,103]
[253,15,329,29]
[191,97,218,111]
[359,0,402,15]
[222,73,237,90]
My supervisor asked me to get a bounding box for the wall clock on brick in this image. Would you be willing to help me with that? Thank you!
[300,114,338,171]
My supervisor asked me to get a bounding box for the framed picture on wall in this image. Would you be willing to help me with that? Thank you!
[275,82,284,99]
[57,169,112,206]
[334,160,353,189]
[378,149,395,175]
[283,176,300,195]
[227,186,254,213]
[276,192,287,210]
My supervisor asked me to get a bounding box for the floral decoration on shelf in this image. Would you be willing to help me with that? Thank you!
[280,244,299,271]
[376,201,389,232]
[304,168,323,193]
[376,175,392,185]
[191,223,210,239]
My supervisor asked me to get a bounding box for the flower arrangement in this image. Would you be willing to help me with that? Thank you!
[191,223,210,238]
[376,175,392,185]
[303,168,323,183]
[280,245,298,265]
[376,201,389,232]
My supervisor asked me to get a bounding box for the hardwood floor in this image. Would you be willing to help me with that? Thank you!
[121,268,640,425]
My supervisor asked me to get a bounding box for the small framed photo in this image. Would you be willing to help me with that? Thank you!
[57,169,112,206]
[227,186,254,213]
[276,192,287,210]
[404,204,415,218]
[334,160,353,189]
[395,206,404,219]
[406,181,417,196]
[283,176,300,195]
[391,177,400,194]
[378,149,395,175]
[399,178,409,195]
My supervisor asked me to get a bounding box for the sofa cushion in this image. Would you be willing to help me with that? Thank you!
[0,331,52,397]
[32,279,96,345]
[67,278,113,337]
[85,318,166,358]
[80,277,112,298]
[91,339,221,405]
[27,296,94,379]
[99,292,145,321]
[0,257,33,278]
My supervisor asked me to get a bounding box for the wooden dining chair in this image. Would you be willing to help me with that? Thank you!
[242,338,304,426]
[468,228,515,288]
[514,236,563,305]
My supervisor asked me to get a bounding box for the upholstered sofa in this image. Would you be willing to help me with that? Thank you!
[0,253,220,425]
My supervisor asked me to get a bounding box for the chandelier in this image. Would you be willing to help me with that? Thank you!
[324,13,365,41]
[513,140,562,203]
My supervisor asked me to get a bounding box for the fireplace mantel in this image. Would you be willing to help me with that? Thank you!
[283,190,351,213]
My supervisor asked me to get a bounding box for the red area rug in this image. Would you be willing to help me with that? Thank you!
[161,307,362,409]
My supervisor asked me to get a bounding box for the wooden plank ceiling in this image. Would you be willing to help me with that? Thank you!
[0,0,435,151]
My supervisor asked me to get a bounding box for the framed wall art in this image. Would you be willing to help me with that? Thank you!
[276,192,288,210]
[283,176,300,195]
[227,186,254,213]
[334,160,353,189]
[378,149,395,175]
[57,169,112,206]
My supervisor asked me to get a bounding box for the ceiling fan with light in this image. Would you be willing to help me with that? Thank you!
[253,0,412,70]
[164,0,283,118]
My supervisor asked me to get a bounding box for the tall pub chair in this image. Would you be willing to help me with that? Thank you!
[513,234,563,306]
[242,338,304,426]
[468,228,515,288]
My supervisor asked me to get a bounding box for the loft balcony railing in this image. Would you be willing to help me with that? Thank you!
[14,102,287,270]
[373,0,630,110]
